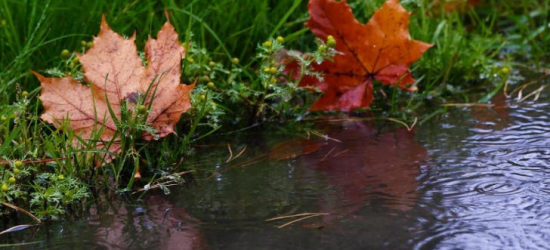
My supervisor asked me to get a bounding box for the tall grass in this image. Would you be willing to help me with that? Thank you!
[2,0,547,105]
[0,0,310,105]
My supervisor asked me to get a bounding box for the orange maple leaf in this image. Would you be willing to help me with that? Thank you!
[33,15,194,157]
[302,0,432,111]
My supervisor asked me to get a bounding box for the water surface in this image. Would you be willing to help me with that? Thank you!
[2,82,550,250]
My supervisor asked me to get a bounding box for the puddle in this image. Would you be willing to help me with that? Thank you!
[2,79,550,250]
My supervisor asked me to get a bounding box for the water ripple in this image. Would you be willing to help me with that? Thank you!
[535,179,550,195]
[472,180,523,195]
[415,94,550,250]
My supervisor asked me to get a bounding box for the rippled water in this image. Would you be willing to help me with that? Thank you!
[2,82,550,249]
[414,99,550,250]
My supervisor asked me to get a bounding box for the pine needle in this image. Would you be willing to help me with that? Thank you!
[266,212,330,229]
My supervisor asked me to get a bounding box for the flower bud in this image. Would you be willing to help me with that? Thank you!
[61,49,71,60]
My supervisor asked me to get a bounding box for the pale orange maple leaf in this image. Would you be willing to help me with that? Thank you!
[33,15,194,158]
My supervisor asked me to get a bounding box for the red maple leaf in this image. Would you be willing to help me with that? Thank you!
[302,0,433,111]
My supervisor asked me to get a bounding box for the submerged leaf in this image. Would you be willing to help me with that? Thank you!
[268,138,323,160]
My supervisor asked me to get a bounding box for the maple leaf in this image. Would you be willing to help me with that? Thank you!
[302,0,432,111]
[33,15,194,157]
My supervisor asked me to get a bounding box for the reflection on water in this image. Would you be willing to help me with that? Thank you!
[176,119,428,250]
[4,86,550,249]
[304,120,427,216]
[0,193,207,249]
[91,195,207,250]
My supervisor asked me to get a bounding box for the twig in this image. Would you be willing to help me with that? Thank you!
[226,145,247,163]
[2,202,41,224]
[507,78,540,97]
[440,103,495,107]
[518,86,545,102]
[331,149,350,158]
[307,130,341,143]
[277,214,328,229]
[503,80,510,98]
[226,143,233,163]
[266,212,328,221]
[518,84,528,101]
[232,145,247,162]
[386,117,418,131]
[320,147,336,162]
[534,88,543,101]
[266,212,330,229]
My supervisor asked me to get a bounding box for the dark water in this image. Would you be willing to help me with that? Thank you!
[3,82,550,249]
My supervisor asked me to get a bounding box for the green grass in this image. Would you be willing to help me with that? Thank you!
[0,0,311,104]
[0,0,548,219]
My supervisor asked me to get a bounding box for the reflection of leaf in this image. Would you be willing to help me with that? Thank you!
[268,138,324,160]
[94,195,206,249]
[33,15,194,157]
[471,92,511,131]
[302,0,432,111]
[301,120,427,214]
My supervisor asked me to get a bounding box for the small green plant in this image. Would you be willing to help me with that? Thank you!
[28,173,89,219]
[0,91,91,219]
